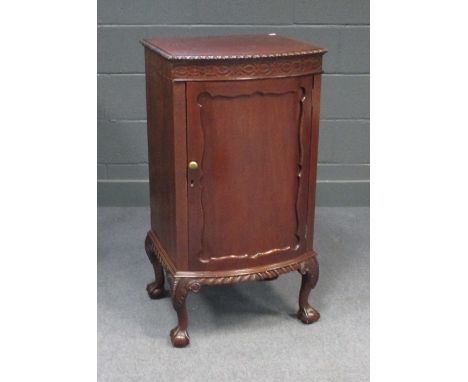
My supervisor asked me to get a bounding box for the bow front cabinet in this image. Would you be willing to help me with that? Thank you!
[141,34,327,347]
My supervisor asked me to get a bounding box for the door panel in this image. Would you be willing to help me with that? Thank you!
[187,77,313,271]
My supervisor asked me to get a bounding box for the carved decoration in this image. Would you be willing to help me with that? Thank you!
[192,262,304,285]
[171,56,322,80]
[165,275,195,347]
[168,275,202,308]
[145,50,322,81]
[165,256,317,289]
[145,231,176,275]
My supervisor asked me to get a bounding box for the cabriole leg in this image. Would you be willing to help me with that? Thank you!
[145,233,166,299]
[168,277,202,348]
[297,256,320,324]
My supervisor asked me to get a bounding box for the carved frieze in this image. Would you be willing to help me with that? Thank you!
[146,50,323,81]
[171,56,322,81]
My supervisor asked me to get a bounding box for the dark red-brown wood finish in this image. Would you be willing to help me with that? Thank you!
[142,34,326,347]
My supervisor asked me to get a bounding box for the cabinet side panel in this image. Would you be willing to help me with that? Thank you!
[145,49,177,264]
[172,82,188,270]
[306,74,322,251]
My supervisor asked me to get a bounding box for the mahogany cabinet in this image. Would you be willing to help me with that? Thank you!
[141,34,327,347]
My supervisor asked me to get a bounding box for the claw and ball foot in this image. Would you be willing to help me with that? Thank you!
[145,234,167,299]
[146,279,166,299]
[169,277,202,348]
[297,256,320,324]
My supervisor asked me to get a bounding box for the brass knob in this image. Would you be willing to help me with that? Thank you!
[188,161,198,170]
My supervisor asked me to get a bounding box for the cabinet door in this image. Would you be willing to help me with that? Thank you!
[186,76,314,271]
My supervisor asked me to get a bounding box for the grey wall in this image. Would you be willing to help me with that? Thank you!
[97,0,369,206]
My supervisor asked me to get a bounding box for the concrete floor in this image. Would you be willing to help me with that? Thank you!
[98,207,369,382]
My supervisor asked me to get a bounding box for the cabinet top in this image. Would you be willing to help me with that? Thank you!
[141,34,326,61]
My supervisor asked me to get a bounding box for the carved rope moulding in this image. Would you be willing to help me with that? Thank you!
[171,57,322,80]
[156,49,326,61]
[167,259,313,303]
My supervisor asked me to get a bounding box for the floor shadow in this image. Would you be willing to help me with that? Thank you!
[191,279,298,331]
